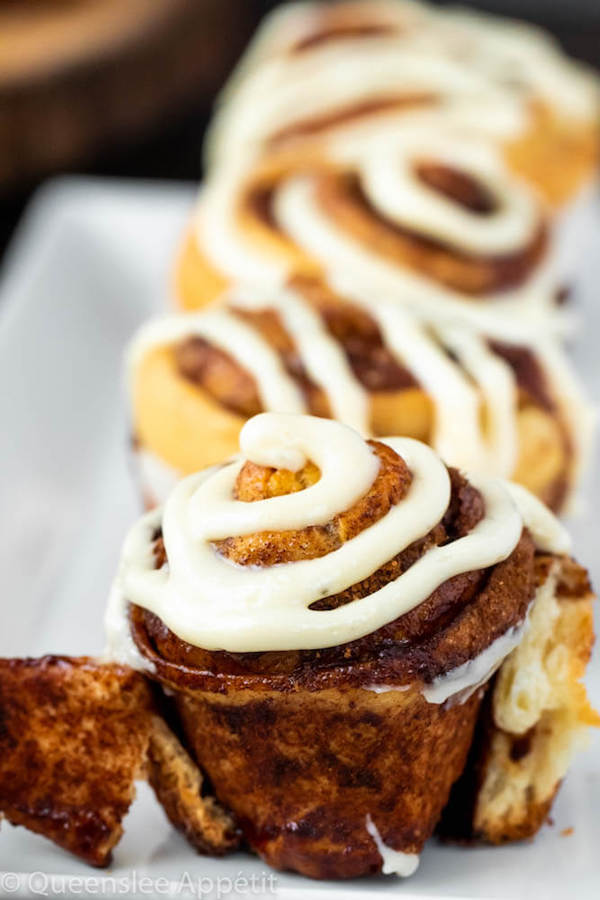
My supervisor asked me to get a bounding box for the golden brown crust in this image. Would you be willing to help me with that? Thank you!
[0,657,154,867]
[173,685,481,878]
[126,438,562,878]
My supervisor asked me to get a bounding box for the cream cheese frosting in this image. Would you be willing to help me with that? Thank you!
[205,0,599,169]
[128,280,593,494]
[106,413,569,656]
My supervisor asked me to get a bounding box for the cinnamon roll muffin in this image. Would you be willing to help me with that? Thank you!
[106,413,597,879]
[177,130,561,323]
[205,0,599,207]
[129,279,592,512]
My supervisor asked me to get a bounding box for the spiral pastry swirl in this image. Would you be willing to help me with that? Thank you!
[182,127,558,324]
[110,413,568,655]
[206,0,600,206]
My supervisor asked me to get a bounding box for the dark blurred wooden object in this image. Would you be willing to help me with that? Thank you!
[0,0,256,188]
[0,0,598,264]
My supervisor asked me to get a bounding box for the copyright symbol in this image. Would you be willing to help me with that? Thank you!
[0,872,21,893]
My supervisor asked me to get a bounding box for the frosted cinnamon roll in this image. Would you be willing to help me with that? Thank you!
[106,412,596,879]
[206,0,599,207]
[177,131,561,324]
[130,279,592,512]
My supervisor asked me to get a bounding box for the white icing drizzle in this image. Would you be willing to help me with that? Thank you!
[130,285,519,476]
[365,814,420,877]
[205,0,599,168]
[273,168,557,321]
[428,5,600,121]
[355,300,518,475]
[421,617,529,705]
[104,573,155,673]
[197,168,289,288]
[506,481,571,554]
[199,126,552,303]
[232,285,370,433]
[107,412,539,654]
[358,129,538,255]
[364,683,410,695]
[435,321,518,477]
[128,307,306,415]
[207,40,529,168]
[365,607,537,706]
[130,277,595,490]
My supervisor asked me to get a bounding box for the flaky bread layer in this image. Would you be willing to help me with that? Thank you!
[454,555,598,844]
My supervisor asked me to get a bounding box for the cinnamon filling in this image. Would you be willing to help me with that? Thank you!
[415,163,498,215]
[488,341,555,412]
[175,299,418,417]
[291,23,397,53]
[177,336,263,418]
[317,171,548,295]
[175,292,556,406]
[244,185,279,231]
[268,94,435,147]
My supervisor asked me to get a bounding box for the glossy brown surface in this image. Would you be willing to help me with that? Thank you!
[174,685,481,878]
[0,656,241,864]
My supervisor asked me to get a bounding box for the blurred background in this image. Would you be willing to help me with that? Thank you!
[1,0,599,261]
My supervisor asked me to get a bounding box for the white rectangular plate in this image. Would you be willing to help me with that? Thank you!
[0,177,598,899]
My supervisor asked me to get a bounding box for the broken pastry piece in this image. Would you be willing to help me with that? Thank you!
[147,714,240,855]
[441,554,599,844]
[0,657,152,866]
[0,656,238,866]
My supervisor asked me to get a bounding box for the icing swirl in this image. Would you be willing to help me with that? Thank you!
[108,413,569,654]
[206,0,599,168]
[197,126,557,322]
